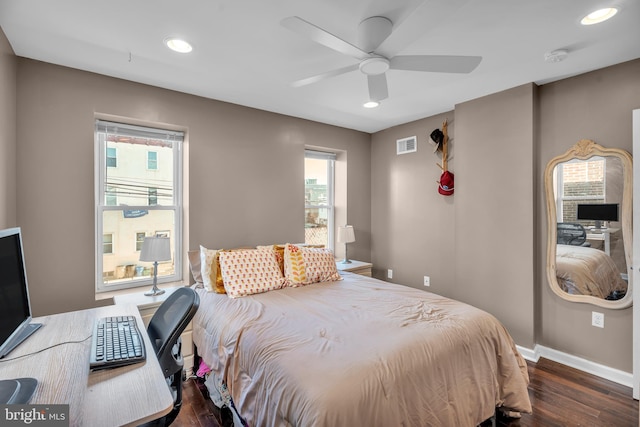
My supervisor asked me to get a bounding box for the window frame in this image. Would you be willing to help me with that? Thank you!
[555,157,606,222]
[95,119,183,293]
[304,149,336,250]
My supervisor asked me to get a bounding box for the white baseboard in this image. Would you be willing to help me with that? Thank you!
[516,344,633,389]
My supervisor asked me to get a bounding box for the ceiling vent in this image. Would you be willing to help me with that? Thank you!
[397,136,417,155]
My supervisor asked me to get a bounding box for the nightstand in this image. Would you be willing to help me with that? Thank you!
[336,260,373,277]
[114,286,194,374]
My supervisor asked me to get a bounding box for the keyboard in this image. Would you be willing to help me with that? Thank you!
[89,316,146,371]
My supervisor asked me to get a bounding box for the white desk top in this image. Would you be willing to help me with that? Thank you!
[0,304,173,427]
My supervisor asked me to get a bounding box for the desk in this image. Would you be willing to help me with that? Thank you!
[586,227,620,255]
[0,304,173,427]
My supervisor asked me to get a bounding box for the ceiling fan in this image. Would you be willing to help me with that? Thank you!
[281,15,482,104]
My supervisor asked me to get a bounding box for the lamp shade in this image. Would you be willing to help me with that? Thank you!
[337,225,356,244]
[139,237,172,262]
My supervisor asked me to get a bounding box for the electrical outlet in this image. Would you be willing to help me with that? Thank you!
[387,269,393,279]
[592,311,604,328]
[424,276,430,287]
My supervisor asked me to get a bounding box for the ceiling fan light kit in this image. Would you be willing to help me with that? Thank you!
[282,12,482,105]
[544,49,569,63]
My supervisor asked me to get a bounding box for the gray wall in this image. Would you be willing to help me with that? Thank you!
[537,59,640,371]
[14,58,371,317]
[0,28,16,229]
[371,84,536,347]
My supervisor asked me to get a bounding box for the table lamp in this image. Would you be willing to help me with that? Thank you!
[337,225,356,264]
[139,236,171,296]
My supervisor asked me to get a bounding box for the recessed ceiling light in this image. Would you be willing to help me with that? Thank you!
[164,38,193,53]
[580,7,618,25]
[363,101,380,108]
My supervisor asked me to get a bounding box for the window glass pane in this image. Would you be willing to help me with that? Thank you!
[106,147,117,168]
[103,234,113,255]
[135,232,146,251]
[305,207,329,246]
[102,211,175,284]
[305,155,333,248]
[148,188,158,206]
[305,158,328,206]
[105,140,173,207]
[560,158,605,223]
[105,185,117,206]
[147,151,158,170]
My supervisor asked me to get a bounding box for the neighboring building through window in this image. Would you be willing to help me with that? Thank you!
[304,150,335,249]
[95,120,183,292]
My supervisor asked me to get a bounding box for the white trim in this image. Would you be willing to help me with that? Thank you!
[632,108,640,399]
[516,344,633,388]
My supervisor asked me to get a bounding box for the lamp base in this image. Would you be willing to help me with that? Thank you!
[144,287,165,296]
[340,259,352,264]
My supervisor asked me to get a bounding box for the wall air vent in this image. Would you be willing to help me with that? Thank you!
[396,136,417,155]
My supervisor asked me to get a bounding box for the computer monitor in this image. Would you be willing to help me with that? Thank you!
[0,227,42,359]
[576,203,619,229]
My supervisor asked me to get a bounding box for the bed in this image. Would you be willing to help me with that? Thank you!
[556,244,627,299]
[190,247,531,427]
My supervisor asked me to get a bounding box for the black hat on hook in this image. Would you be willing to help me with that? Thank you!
[430,129,444,153]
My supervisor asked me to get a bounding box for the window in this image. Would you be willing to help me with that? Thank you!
[556,157,606,224]
[105,185,117,206]
[95,120,183,292]
[103,234,113,255]
[304,150,335,249]
[106,147,117,168]
[148,188,158,206]
[135,232,146,252]
[147,151,158,170]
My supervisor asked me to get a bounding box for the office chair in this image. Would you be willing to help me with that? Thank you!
[143,287,200,427]
[557,222,591,247]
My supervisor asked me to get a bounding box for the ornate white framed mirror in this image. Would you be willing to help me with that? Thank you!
[544,139,633,309]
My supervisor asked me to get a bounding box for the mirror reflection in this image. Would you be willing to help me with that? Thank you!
[545,140,632,309]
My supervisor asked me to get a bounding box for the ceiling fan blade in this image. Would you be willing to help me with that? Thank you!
[368,74,388,102]
[281,16,370,61]
[291,63,360,88]
[376,0,470,58]
[390,55,482,74]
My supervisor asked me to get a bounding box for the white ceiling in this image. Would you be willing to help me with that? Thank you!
[1,0,639,133]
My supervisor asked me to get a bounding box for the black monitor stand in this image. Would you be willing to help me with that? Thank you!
[0,378,37,404]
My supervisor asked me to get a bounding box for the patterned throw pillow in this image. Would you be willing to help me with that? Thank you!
[200,246,226,293]
[218,249,286,298]
[283,243,342,287]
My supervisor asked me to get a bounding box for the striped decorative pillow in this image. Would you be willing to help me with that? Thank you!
[218,249,285,298]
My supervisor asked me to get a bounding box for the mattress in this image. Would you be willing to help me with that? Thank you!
[191,272,531,426]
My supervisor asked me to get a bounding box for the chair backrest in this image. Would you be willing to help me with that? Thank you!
[147,287,200,378]
[557,222,588,246]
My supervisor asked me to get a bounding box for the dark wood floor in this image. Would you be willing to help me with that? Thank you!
[172,358,639,427]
